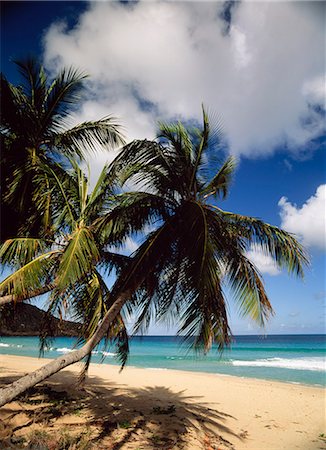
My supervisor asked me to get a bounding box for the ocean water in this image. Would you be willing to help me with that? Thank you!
[0,334,325,386]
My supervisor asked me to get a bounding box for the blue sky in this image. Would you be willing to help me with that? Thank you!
[1,1,325,335]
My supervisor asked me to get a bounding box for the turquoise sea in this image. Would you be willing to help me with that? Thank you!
[0,334,325,386]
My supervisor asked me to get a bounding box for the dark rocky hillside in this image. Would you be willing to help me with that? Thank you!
[0,303,81,336]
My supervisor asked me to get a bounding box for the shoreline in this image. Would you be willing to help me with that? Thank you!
[1,353,324,390]
[1,354,325,449]
[118,364,326,388]
[1,334,325,388]
[0,350,324,389]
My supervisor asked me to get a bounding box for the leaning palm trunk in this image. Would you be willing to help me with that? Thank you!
[0,108,309,407]
[0,290,130,406]
[0,285,55,306]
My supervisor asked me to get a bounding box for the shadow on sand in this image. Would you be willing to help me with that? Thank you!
[0,369,245,449]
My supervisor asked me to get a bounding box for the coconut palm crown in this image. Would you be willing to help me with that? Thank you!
[0,160,131,368]
[0,58,124,240]
[0,106,308,354]
[98,106,309,351]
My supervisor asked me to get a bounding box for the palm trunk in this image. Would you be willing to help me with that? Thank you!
[0,290,131,406]
[0,285,54,306]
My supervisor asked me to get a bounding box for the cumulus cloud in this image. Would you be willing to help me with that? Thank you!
[245,244,281,276]
[302,75,325,105]
[278,184,326,250]
[42,0,325,165]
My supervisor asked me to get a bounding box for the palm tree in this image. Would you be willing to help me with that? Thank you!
[101,106,309,350]
[0,160,132,401]
[0,107,308,406]
[0,58,124,240]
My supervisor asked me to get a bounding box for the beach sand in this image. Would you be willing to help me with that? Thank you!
[0,354,325,449]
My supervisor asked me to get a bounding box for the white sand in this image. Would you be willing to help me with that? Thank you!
[0,354,325,449]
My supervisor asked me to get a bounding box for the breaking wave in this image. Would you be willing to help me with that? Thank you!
[56,347,73,353]
[231,357,325,372]
[0,342,23,348]
[54,348,115,357]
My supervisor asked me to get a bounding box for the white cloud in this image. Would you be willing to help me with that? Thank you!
[70,99,155,187]
[42,1,325,161]
[302,75,325,106]
[246,244,281,276]
[278,184,326,250]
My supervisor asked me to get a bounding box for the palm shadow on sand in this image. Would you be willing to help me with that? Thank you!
[0,369,246,449]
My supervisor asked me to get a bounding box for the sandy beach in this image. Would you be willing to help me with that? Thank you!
[0,354,325,449]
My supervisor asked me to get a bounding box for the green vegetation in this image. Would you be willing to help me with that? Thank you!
[119,420,132,429]
[1,58,124,241]
[28,427,93,450]
[0,60,309,406]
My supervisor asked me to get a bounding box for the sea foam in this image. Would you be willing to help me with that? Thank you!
[101,351,116,357]
[54,348,116,356]
[231,357,326,372]
[56,347,73,353]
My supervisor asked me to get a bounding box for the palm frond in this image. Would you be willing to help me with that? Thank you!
[227,254,273,326]
[13,58,47,112]
[30,159,71,236]
[215,208,309,277]
[76,271,109,340]
[144,252,186,334]
[77,312,130,384]
[85,164,115,220]
[40,270,107,356]
[99,251,131,277]
[108,139,178,196]
[110,216,182,313]
[42,66,88,132]
[56,227,100,291]
[109,139,163,175]
[0,250,60,298]
[0,238,50,268]
[52,117,125,158]
[0,74,28,133]
[189,105,210,192]
[158,121,193,164]
[170,202,231,351]
[43,161,78,228]
[48,269,130,376]
[104,312,130,370]
[94,191,169,248]
[204,207,273,326]
[200,156,237,200]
